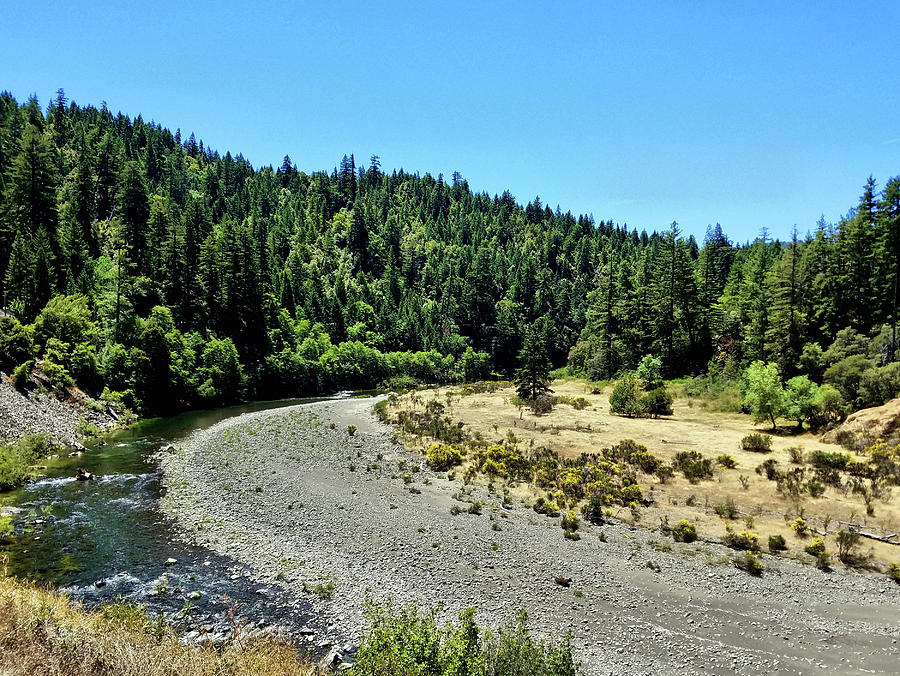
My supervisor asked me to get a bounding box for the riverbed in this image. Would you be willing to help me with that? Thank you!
[160,396,900,675]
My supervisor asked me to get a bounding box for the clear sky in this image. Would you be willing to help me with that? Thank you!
[3,1,898,242]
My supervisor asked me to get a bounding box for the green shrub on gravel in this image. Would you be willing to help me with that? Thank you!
[352,603,577,676]
[672,520,697,543]
[723,526,759,551]
[888,563,900,582]
[425,443,463,470]
[734,551,763,575]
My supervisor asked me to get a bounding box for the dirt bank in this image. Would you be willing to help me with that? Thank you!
[159,397,900,675]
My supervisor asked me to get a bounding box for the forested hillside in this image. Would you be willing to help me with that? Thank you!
[0,90,898,415]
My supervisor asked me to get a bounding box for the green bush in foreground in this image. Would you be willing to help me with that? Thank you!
[0,433,59,491]
[352,604,577,676]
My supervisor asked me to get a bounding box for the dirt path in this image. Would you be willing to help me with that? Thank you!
[160,397,900,675]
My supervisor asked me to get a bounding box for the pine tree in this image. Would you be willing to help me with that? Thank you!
[515,317,552,400]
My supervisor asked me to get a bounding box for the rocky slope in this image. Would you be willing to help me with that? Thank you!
[159,397,900,675]
[0,374,118,447]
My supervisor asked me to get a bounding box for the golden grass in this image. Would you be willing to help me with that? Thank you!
[0,562,315,676]
[391,380,900,569]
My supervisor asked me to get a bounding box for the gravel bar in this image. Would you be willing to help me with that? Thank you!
[159,397,900,675]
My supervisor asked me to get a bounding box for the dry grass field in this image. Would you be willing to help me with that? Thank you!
[388,380,900,571]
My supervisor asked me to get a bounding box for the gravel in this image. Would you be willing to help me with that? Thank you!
[0,374,118,447]
[159,397,900,675]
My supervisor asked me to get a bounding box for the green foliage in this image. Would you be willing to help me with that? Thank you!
[740,433,772,452]
[515,317,552,402]
[723,526,759,551]
[642,387,673,417]
[804,537,826,557]
[716,453,737,469]
[0,433,59,491]
[672,450,714,483]
[11,360,33,387]
[2,92,899,422]
[608,375,645,417]
[790,517,808,536]
[635,354,663,390]
[0,316,33,367]
[742,361,784,429]
[671,520,697,543]
[783,375,820,429]
[768,534,787,551]
[425,443,463,471]
[352,604,577,676]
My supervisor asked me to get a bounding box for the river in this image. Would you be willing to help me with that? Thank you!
[0,397,333,640]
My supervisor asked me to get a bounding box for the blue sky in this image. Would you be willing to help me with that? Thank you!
[3,1,898,242]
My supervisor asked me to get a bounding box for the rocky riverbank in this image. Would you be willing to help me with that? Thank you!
[0,373,119,447]
[159,397,900,675]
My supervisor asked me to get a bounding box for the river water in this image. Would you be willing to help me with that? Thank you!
[0,398,329,638]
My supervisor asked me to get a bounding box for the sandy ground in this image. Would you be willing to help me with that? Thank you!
[390,381,900,568]
[160,397,900,675]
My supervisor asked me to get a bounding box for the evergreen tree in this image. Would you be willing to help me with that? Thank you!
[515,317,552,401]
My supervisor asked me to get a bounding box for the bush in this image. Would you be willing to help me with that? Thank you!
[352,604,577,676]
[790,517,808,536]
[888,562,900,582]
[734,551,763,575]
[787,446,805,464]
[714,497,738,519]
[835,529,861,564]
[642,387,673,417]
[11,360,33,388]
[768,534,787,551]
[580,494,605,525]
[741,433,772,452]
[0,316,33,367]
[809,450,850,471]
[0,433,59,491]
[673,450,714,483]
[672,520,697,543]
[804,537,826,557]
[560,512,579,533]
[716,453,737,469]
[609,376,645,417]
[723,526,759,551]
[425,443,463,470]
[530,394,554,415]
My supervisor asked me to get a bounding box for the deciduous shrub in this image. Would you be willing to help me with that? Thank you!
[716,453,737,469]
[672,520,697,543]
[790,517,808,536]
[352,604,577,676]
[673,450,714,483]
[609,375,645,417]
[804,537,825,557]
[425,443,463,470]
[723,525,759,551]
[768,534,787,551]
[741,433,772,452]
[642,387,673,417]
[835,530,861,564]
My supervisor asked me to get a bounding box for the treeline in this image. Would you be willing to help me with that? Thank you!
[0,90,897,414]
